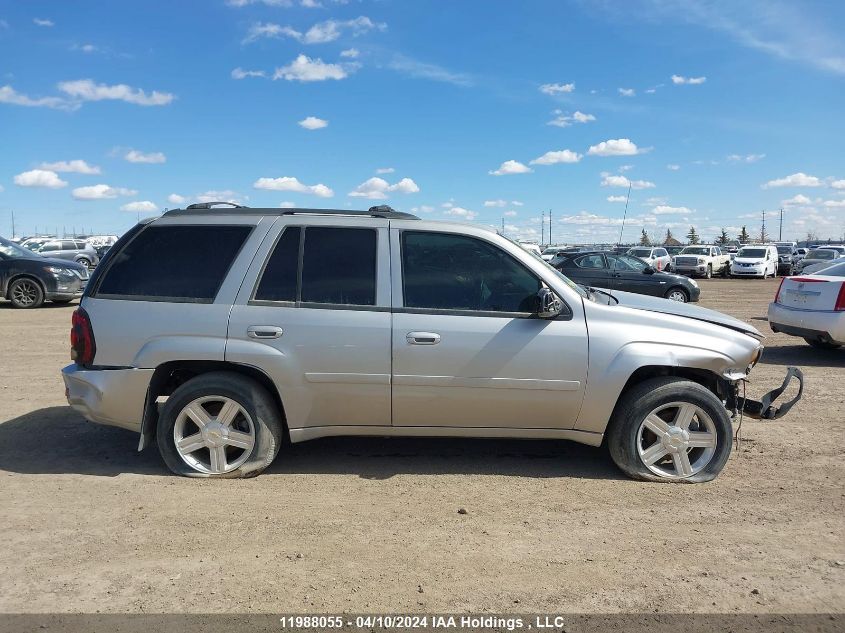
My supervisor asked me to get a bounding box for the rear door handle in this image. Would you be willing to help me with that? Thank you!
[406,331,441,345]
[247,326,284,339]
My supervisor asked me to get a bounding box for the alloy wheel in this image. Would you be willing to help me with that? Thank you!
[173,396,256,474]
[667,289,687,302]
[11,280,39,307]
[636,401,718,479]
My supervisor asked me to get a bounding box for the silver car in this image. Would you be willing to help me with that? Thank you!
[36,239,99,268]
[61,203,802,482]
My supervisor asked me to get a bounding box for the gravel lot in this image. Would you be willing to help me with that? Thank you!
[0,278,843,614]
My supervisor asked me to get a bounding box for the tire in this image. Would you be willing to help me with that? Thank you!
[8,277,45,309]
[157,371,283,478]
[704,265,712,279]
[607,377,732,483]
[664,287,689,302]
[77,258,91,269]
[804,338,842,350]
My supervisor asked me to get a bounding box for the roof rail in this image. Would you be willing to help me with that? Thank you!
[164,203,418,220]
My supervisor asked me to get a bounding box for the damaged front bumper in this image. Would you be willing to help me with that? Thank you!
[728,366,804,420]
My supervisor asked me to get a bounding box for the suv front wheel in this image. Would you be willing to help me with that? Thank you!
[157,372,283,478]
[607,377,732,483]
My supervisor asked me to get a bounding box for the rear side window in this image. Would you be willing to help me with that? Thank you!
[301,227,377,305]
[96,225,251,302]
[254,227,301,302]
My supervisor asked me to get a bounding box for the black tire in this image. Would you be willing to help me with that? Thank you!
[721,265,730,278]
[704,265,712,279]
[606,377,733,483]
[664,286,689,302]
[77,257,91,268]
[157,371,283,478]
[8,277,45,309]
[804,337,842,350]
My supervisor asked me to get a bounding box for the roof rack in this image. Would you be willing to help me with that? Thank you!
[164,203,418,220]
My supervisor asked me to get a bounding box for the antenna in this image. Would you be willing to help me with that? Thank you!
[779,208,783,241]
[541,210,545,245]
[10,210,14,239]
[609,182,633,298]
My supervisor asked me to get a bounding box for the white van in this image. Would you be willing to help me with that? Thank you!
[730,244,779,278]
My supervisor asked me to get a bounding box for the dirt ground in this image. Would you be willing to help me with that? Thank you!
[0,278,843,615]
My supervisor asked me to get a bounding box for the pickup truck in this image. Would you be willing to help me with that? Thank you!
[672,245,731,278]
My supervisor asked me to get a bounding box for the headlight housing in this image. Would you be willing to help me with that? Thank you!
[697,258,706,264]
[44,266,75,277]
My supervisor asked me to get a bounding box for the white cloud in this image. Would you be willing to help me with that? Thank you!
[38,159,100,174]
[348,177,420,199]
[651,205,693,215]
[387,55,472,86]
[489,160,532,176]
[529,149,582,165]
[167,194,187,205]
[671,74,707,85]
[547,110,596,127]
[588,138,646,156]
[823,199,845,208]
[197,190,243,204]
[57,79,175,106]
[13,169,67,189]
[782,194,812,206]
[226,0,293,6]
[511,200,524,206]
[78,44,97,53]
[607,195,627,202]
[120,201,158,213]
[125,149,166,164]
[484,199,507,208]
[72,184,137,200]
[504,210,518,217]
[600,173,655,189]
[231,67,267,79]
[253,176,334,197]
[727,153,766,163]
[298,116,328,130]
[410,205,435,214]
[0,85,71,109]
[246,17,384,44]
[539,83,574,95]
[831,179,845,189]
[33,18,54,27]
[762,172,822,188]
[280,201,297,208]
[618,87,636,97]
[273,54,350,82]
[375,167,394,174]
[667,164,681,171]
[444,206,478,220]
[340,48,359,58]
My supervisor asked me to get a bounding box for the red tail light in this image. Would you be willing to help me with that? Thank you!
[774,277,786,303]
[70,308,96,365]
[836,284,845,311]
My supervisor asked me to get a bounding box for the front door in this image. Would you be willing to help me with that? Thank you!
[390,229,588,429]
[608,253,664,297]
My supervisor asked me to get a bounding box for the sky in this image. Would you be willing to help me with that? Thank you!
[1,0,844,244]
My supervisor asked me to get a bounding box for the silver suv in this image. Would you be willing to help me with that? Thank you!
[61,203,803,482]
[36,239,99,268]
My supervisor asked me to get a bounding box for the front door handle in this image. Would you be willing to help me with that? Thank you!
[406,331,441,345]
[247,326,284,339]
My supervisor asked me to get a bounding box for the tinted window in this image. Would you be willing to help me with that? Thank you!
[575,254,606,269]
[40,242,60,252]
[629,249,651,257]
[254,227,301,302]
[96,225,251,301]
[75,241,88,249]
[655,249,667,256]
[402,231,540,313]
[301,227,377,305]
[608,254,647,271]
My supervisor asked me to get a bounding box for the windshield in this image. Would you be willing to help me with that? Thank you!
[629,249,651,257]
[810,249,837,260]
[0,237,36,259]
[738,248,766,258]
[776,246,792,254]
[680,247,710,255]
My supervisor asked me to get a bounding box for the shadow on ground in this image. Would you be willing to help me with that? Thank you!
[0,406,621,481]
[760,344,845,368]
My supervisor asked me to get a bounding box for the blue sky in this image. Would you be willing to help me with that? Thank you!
[1,0,844,243]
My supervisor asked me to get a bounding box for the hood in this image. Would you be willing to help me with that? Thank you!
[595,288,762,337]
[18,254,85,271]
[734,257,765,264]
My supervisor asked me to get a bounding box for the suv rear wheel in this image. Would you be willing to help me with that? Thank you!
[607,377,732,483]
[157,372,283,478]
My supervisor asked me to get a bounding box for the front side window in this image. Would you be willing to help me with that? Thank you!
[607,254,648,271]
[401,231,540,313]
[96,225,251,301]
[575,254,606,269]
[39,242,60,252]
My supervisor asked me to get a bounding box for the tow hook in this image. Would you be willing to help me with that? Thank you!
[741,366,804,420]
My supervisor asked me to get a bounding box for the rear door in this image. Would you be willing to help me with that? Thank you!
[562,253,612,288]
[227,218,392,430]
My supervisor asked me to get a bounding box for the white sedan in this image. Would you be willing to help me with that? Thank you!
[768,261,845,349]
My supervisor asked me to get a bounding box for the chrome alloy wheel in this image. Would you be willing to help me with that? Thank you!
[173,396,256,474]
[11,280,39,306]
[667,289,687,302]
[636,401,718,479]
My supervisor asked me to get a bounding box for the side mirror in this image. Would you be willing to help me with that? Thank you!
[535,287,562,319]
[643,266,655,275]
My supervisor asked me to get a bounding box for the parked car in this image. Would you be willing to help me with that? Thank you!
[517,241,543,258]
[794,248,809,262]
[672,245,731,278]
[0,236,89,308]
[730,245,779,278]
[551,250,700,302]
[794,248,841,274]
[20,236,55,252]
[768,261,845,349]
[62,204,803,483]
[801,256,845,275]
[626,247,673,272]
[35,239,99,268]
[775,245,798,275]
[665,246,684,256]
[541,246,568,262]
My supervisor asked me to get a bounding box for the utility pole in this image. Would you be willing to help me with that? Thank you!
[501,217,505,235]
[762,210,766,243]
[541,210,545,246]
[779,208,783,241]
[10,210,14,239]
[549,209,553,245]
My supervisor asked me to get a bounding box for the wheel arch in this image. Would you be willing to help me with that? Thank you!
[5,273,46,300]
[138,360,288,451]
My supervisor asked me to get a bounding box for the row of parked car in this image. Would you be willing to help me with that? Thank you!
[13,235,119,269]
